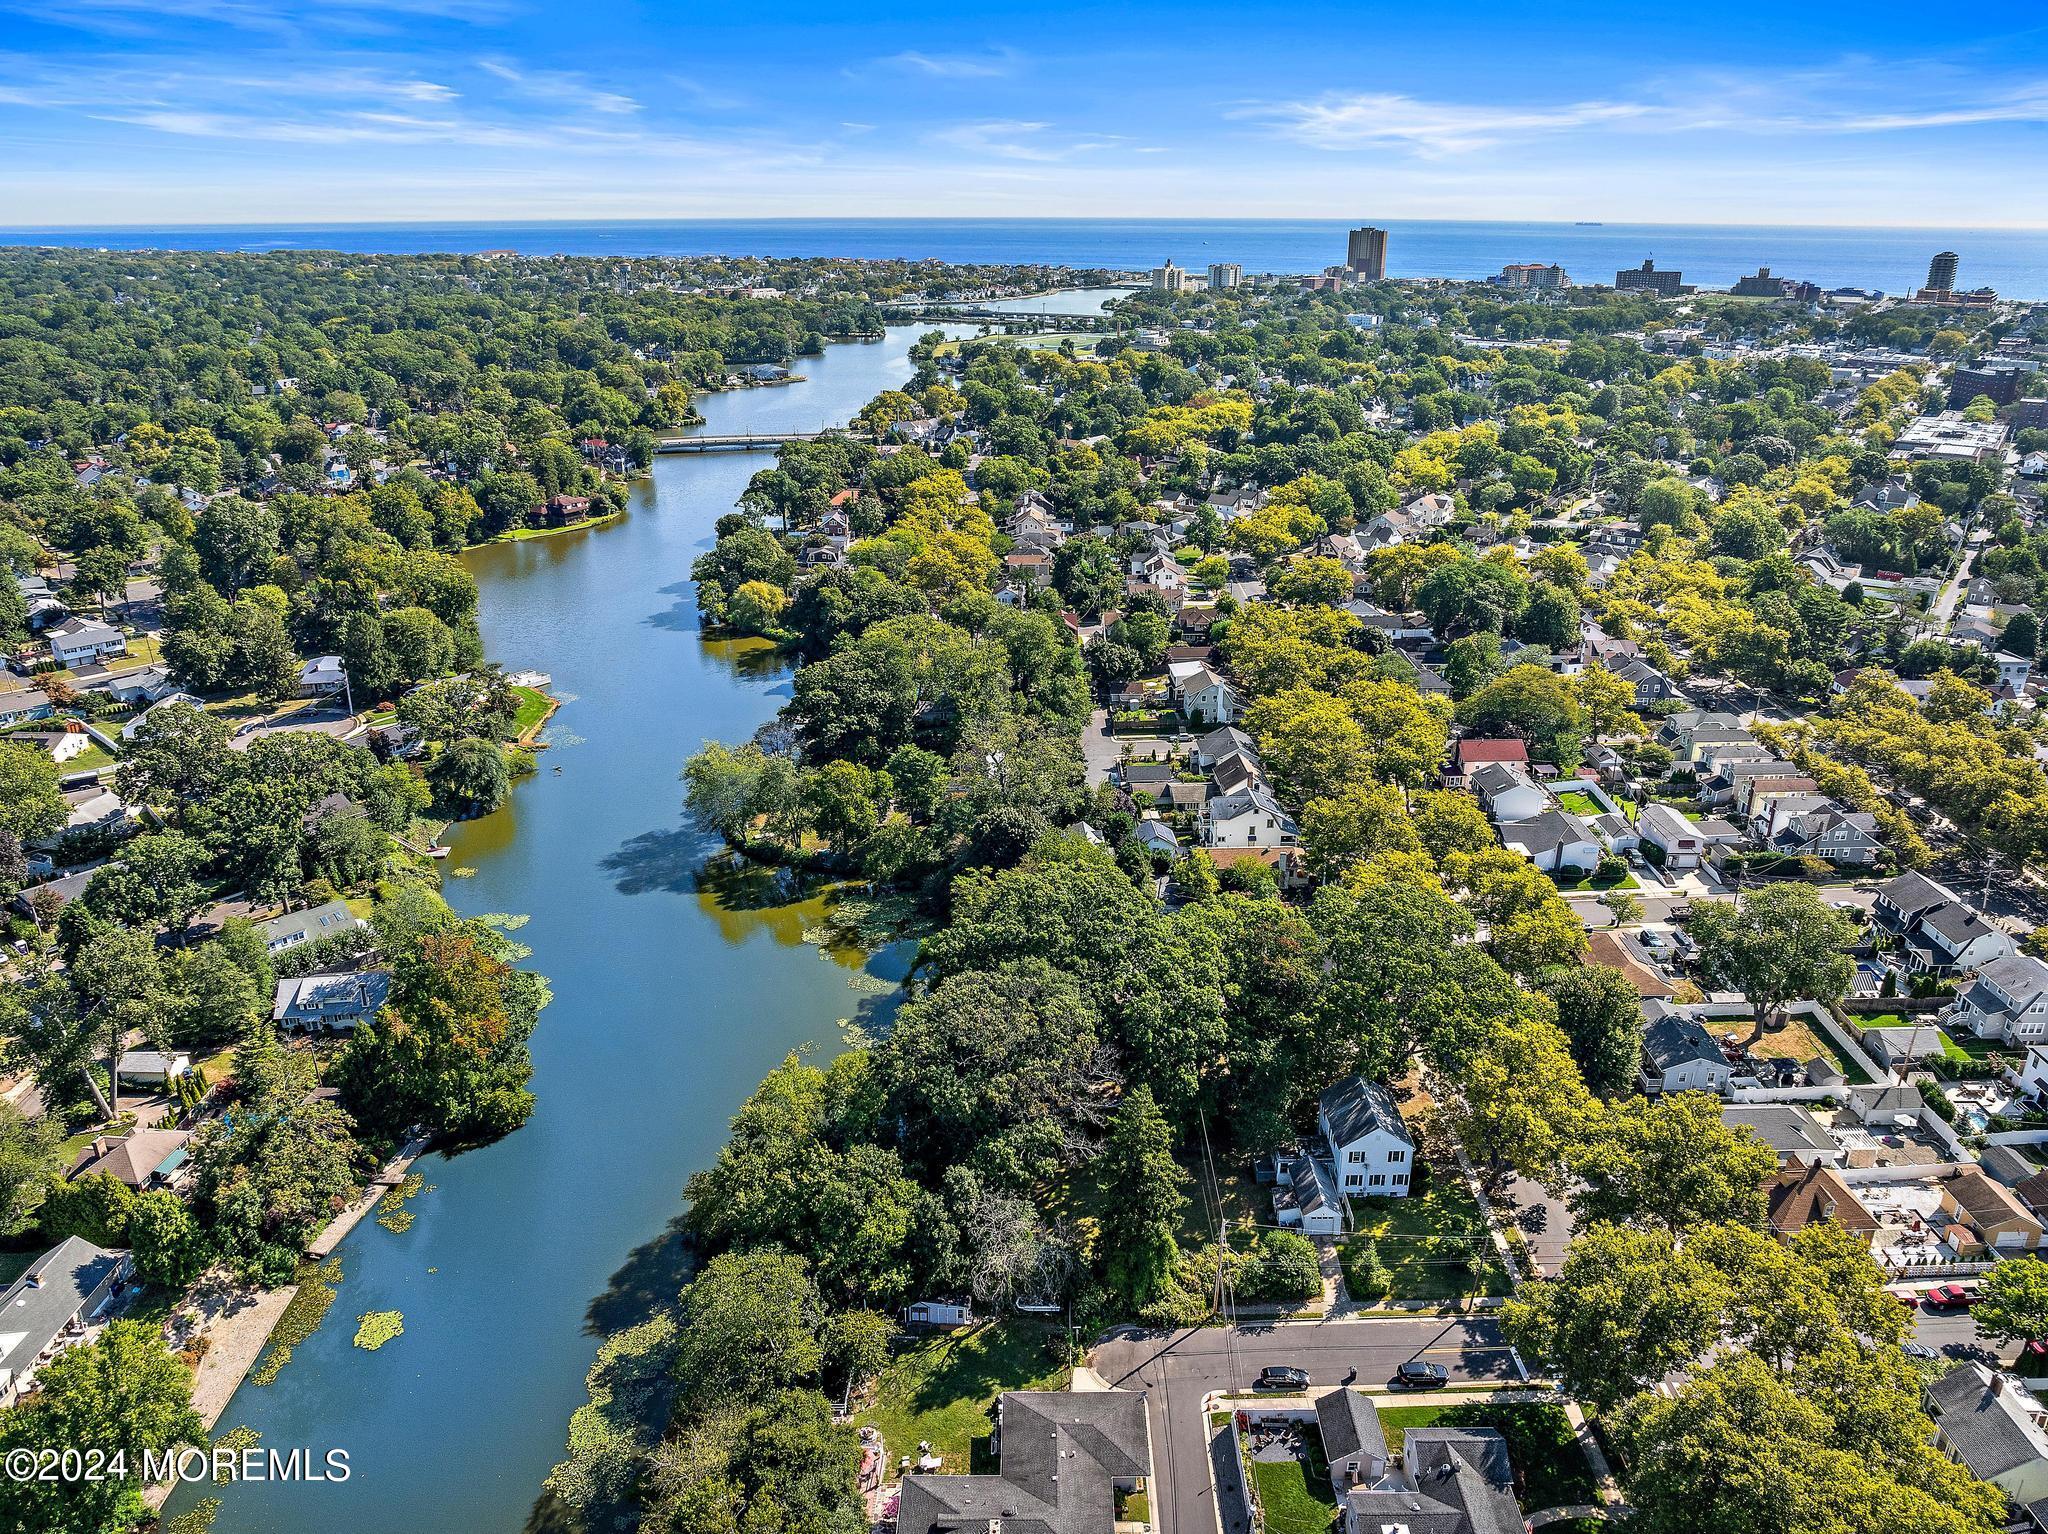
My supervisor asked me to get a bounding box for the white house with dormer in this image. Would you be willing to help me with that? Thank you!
[1203,786,1298,849]
[1170,660,1241,726]
[1318,1076,1414,1200]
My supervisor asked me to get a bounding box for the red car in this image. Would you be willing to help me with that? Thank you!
[1894,1292,1918,1312]
[1924,1284,1977,1308]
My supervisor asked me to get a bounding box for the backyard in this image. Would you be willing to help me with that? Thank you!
[1339,1159,1510,1304]
[856,1321,1068,1478]
[1244,1424,1337,1534]
[1745,1014,1874,1083]
[1375,1397,1598,1513]
[1553,790,1604,817]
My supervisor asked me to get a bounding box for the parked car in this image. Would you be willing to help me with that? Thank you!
[1394,1361,1449,1388]
[1894,1292,1918,1312]
[1254,1365,1310,1391]
[1903,1341,1939,1362]
[1924,1284,1977,1309]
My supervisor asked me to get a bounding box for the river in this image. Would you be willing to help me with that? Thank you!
[165,303,1097,1533]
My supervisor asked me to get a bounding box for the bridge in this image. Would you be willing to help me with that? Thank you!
[653,431,838,454]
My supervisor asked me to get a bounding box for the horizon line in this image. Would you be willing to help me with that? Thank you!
[2,215,2046,235]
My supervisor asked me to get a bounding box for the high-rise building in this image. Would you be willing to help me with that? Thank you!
[1927,251,1960,294]
[1151,258,1189,293]
[1346,227,1388,281]
[1207,262,1242,290]
[1615,258,1683,296]
[1732,267,1821,302]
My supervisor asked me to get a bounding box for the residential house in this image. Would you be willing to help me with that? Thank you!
[1498,808,1602,875]
[1317,1389,1389,1492]
[1722,1105,1841,1167]
[1272,1149,1347,1237]
[1203,786,1298,849]
[259,898,366,955]
[1637,802,1706,869]
[1467,761,1548,823]
[273,970,393,1033]
[1873,871,1962,939]
[1862,1024,1952,1072]
[115,1049,189,1085]
[1169,660,1240,726]
[1927,1365,2048,1518]
[1641,1006,1733,1095]
[1944,954,2048,1044]
[1606,655,1682,706]
[1870,872,2017,976]
[0,691,54,728]
[120,691,200,741]
[1939,1166,2044,1254]
[1766,1162,1880,1246]
[67,1129,192,1191]
[1763,799,1885,866]
[1194,726,1258,770]
[1318,1076,1415,1200]
[1340,1429,1523,1534]
[0,1238,132,1406]
[11,728,90,766]
[895,1391,1152,1534]
[298,655,347,697]
[44,616,127,669]
[1443,737,1528,789]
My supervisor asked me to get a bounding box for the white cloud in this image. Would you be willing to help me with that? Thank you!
[879,49,1019,80]
[1239,92,1654,154]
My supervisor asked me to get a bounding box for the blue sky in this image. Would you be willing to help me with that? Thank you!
[2,0,2046,225]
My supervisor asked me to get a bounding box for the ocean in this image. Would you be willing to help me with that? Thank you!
[1,217,2045,299]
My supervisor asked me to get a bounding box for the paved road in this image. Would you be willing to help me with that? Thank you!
[1091,1317,1520,1534]
[1082,707,1122,787]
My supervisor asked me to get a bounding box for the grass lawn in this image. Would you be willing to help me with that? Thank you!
[1747,1014,1874,1084]
[1340,1161,1509,1303]
[1375,1399,1597,1512]
[1247,1442,1337,1534]
[507,685,553,740]
[1554,790,1604,817]
[857,1321,1067,1478]
[1551,869,1638,891]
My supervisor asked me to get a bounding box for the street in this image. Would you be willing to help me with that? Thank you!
[1091,1316,1520,1534]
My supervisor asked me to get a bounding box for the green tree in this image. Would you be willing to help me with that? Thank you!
[1537,963,1644,1097]
[1973,1255,2048,1346]
[129,1189,207,1289]
[1689,885,1857,1042]
[0,1100,66,1237]
[1098,1085,1188,1307]
[671,1251,824,1406]
[0,741,66,844]
[0,1320,204,1534]
[1567,1092,1777,1233]
[428,737,511,818]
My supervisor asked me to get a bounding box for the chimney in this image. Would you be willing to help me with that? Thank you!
[1994,1373,2009,1397]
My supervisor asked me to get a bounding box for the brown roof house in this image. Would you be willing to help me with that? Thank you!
[1766,1163,1880,1246]
[1940,1166,2045,1256]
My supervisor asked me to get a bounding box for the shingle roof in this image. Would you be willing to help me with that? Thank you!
[1928,1364,2048,1482]
[1319,1076,1414,1150]
[0,1238,126,1392]
[1316,1387,1387,1468]
[895,1390,1150,1534]
[1643,1011,1726,1073]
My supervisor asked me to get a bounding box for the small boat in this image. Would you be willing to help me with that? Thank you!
[427,846,450,860]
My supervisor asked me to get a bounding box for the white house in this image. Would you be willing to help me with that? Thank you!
[1203,786,1298,849]
[1170,660,1240,725]
[1944,954,2048,1044]
[1498,809,1602,875]
[1641,1006,1734,1095]
[1272,1149,1348,1236]
[298,655,348,697]
[114,1050,190,1085]
[1927,1366,2048,1514]
[259,898,366,955]
[44,616,127,669]
[1317,1076,1415,1200]
[1637,802,1706,869]
[1467,761,1548,824]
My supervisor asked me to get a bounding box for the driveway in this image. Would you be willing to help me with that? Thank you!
[1082,707,1122,787]
[1091,1316,1521,1534]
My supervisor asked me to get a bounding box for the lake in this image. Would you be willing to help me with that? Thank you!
[167,319,976,1534]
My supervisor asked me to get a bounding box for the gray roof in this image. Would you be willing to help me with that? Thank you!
[1319,1076,1414,1150]
[0,1238,127,1389]
[1499,808,1595,856]
[1342,1428,1521,1534]
[1468,761,1536,799]
[1977,954,2048,1005]
[1198,725,1257,760]
[1920,901,2003,946]
[1637,802,1700,842]
[260,898,363,950]
[895,1390,1150,1534]
[273,970,392,1027]
[1721,1106,1833,1159]
[1643,1012,1727,1073]
[1875,870,1954,920]
[1928,1365,2048,1482]
[1316,1387,1387,1467]
[1979,1145,2042,1189]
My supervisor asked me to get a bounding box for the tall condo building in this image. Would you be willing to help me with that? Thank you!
[1615,258,1683,296]
[1926,251,1960,293]
[1207,263,1242,290]
[1151,258,1189,292]
[1346,227,1388,281]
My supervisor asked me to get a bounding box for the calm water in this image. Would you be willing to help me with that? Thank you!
[5,219,2045,297]
[167,324,966,1534]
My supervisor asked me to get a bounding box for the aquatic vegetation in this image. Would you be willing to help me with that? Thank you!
[354,1311,405,1350]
